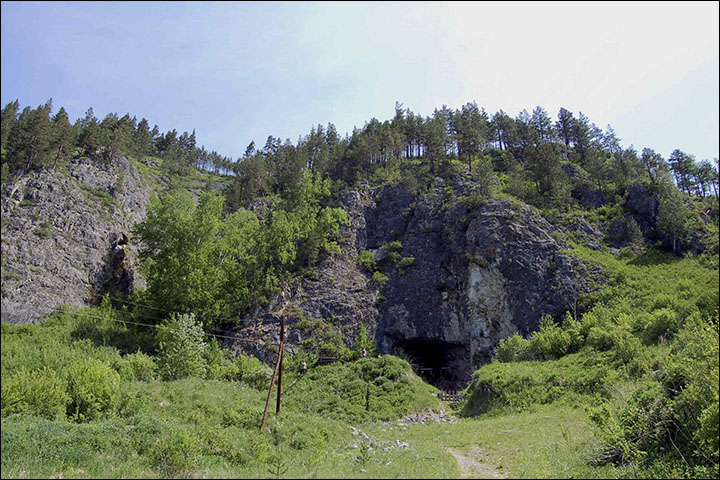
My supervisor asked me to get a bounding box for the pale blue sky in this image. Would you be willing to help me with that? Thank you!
[2,1,718,161]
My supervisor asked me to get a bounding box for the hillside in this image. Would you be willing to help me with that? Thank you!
[1,99,718,478]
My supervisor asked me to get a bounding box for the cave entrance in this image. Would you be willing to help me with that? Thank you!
[392,337,469,390]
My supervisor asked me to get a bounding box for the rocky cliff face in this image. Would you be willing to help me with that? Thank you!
[1,157,153,323]
[226,188,381,363]
[370,180,587,385]
[2,158,592,384]
[226,178,590,386]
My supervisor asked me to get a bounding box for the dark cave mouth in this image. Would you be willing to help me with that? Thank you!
[390,337,470,389]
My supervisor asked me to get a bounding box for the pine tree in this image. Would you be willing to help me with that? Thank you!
[50,107,75,168]
[77,107,104,158]
[7,100,53,171]
[555,107,574,147]
[1,99,20,152]
[132,118,153,160]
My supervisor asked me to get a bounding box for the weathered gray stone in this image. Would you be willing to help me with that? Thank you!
[226,183,591,388]
[1,157,154,323]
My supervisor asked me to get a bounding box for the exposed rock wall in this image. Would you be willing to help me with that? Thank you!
[227,179,589,386]
[2,158,590,383]
[371,182,586,384]
[1,157,153,323]
[225,188,381,362]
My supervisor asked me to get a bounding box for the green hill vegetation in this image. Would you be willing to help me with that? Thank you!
[1,98,718,478]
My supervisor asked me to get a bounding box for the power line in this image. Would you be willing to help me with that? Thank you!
[105,296,246,337]
[107,295,238,323]
[48,305,240,342]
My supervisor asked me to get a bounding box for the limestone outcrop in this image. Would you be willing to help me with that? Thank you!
[226,179,590,386]
[1,157,152,323]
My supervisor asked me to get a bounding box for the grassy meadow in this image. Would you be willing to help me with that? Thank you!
[1,246,718,479]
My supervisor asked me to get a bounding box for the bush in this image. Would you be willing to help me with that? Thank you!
[358,250,378,273]
[398,256,415,269]
[643,308,679,342]
[611,329,641,365]
[156,313,208,380]
[586,326,615,351]
[116,351,157,381]
[66,358,121,421]
[150,430,202,477]
[380,240,402,253]
[204,338,242,381]
[371,271,388,286]
[590,315,719,475]
[561,312,584,353]
[1,367,69,419]
[238,356,272,390]
[530,315,572,360]
[495,333,532,362]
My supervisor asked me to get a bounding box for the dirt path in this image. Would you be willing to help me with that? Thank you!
[447,445,505,479]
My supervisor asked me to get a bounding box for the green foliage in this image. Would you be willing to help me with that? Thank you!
[135,172,349,324]
[156,313,208,380]
[115,351,157,382]
[463,350,619,416]
[135,190,261,324]
[237,356,273,390]
[398,256,415,270]
[380,240,403,253]
[203,338,240,381]
[477,245,719,476]
[286,355,439,423]
[495,333,532,363]
[529,314,572,360]
[589,315,719,476]
[371,271,388,286]
[642,307,679,342]
[66,358,121,421]
[657,178,692,253]
[1,367,69,420]
[149,429,202,477]
[356,322,377,358]
[358,250,378,272]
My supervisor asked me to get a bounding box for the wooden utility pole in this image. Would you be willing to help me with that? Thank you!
[275,313,285,414]
[260,303,287,431]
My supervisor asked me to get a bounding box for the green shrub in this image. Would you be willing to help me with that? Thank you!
[371,271,388,286]
[495,333,532,362]
[150,429,202,477]
[586,326,615,351]
[116,351,157,381]
[202,427,253,465]
[590,315,719,475]
[156,313,208,380]
[285,356,439,423]
[204,338,242,381]
[358,250,378,272]
[643,308,679,342]
[222,405,264,429]
[66,358,121,421]
[380,240,403,253]
[463,350,618,416]
[398,256,415,269]
[238,356,272,390]
[611,329,642,365]
[530,315,572,360]
[561,312,584,353]
[1,367,69,419]
[578,309,600,339]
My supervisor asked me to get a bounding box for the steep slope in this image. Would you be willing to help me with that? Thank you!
[226,177,592,386]
[1,157,155,323]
